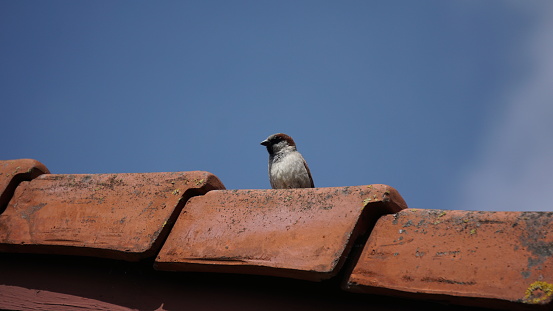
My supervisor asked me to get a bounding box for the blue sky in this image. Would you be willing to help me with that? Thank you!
[1,1,552,211]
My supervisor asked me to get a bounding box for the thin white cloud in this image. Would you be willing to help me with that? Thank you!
[456,3,553,211]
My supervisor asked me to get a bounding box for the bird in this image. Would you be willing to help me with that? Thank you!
[260,133,314,189]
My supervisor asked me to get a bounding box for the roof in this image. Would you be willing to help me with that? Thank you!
[1,159,552,311]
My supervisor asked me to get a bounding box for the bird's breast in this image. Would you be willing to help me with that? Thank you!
[269,152,311,188]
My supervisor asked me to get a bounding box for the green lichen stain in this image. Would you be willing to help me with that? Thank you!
[362,194,378,207]
[523,281,553,304]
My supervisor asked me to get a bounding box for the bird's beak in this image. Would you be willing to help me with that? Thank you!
[260,139,269,146]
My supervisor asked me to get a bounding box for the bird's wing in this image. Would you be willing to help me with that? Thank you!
[303,158,315,188]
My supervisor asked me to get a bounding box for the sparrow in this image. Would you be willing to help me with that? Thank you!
[260,133,314,189]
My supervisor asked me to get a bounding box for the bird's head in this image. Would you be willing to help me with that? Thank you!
[260,133,297,155]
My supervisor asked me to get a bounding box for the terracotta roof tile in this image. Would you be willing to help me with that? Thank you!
[0,171,224,261]
[344,209,553,310]
[0,159,49,213]
[0,284,133,311]
[155,185,407,281]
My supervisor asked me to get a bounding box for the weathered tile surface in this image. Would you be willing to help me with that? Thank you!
[0,171,225,261]
[0,159,49,212]
[155,185,407,281]
[345,209,553,310]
